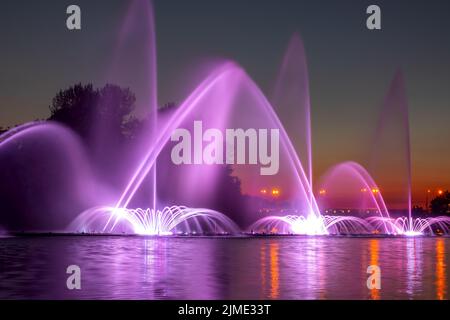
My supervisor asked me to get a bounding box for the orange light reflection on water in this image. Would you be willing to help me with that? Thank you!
[436,238,447,300]
[260,242,280,299]
[369,239,380,300]
[269,243,280,299]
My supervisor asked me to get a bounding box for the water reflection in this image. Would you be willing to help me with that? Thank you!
[143,238,168,298]
[369,239,380,300]
[405,238,423,297]
[436,238,447,300]
[0,236,449,299]
[260,242,266,298]
[269,243,279,299]
[304,238,327,299]
[260,241,280,299]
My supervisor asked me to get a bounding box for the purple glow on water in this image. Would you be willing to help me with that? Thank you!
[0,236,449,299]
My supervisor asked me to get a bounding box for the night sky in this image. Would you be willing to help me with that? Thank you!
[0,0,449,203]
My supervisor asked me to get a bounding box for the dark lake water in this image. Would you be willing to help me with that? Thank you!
[0,236,448,299]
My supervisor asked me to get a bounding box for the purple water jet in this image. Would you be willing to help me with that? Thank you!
[272,34,313,203]
[370,71,413,229]
[0,122,103,231]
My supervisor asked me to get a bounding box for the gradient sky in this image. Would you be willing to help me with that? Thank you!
[1,0,449,204]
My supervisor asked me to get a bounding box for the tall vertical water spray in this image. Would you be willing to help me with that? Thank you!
[370,71,415,234]
[272,34,314,214]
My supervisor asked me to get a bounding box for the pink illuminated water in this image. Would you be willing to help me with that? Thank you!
[0,236,449,299]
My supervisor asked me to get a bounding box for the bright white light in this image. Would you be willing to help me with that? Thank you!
[291,214,328,235]
[139,230,173,236]
[112,208,126,219]
[403,230,423,237]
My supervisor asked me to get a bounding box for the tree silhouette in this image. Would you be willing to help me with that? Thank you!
[49,83,136,145]
[430,191,450,214]
[213,165,249,227]
[48,83,139,186]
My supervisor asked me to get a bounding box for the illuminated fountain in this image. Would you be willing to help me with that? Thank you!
[103,59,323,235]
[69,206,239,236]
[1,0,449,237]
[248,214,372,235]
[367,216,450,236]
[248,215,327,235]
[244,35,450,236]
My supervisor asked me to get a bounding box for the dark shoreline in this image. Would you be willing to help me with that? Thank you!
[2,232,449,239]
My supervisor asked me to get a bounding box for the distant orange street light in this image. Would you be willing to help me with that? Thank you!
[438,190,444,196]
[271,188,280,197]
[319,189,326,195]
